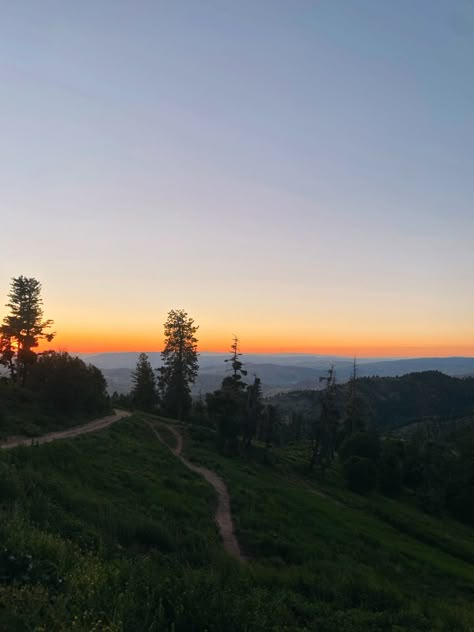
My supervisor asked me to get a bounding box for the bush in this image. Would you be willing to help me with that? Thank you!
[0,546,63,588]
[0,462,21,503]
[339,432,380,463]
[446,485,474,525]
[28,352,109,417]
[343,457,377,494]
[377,458,403,497]
[377,440,404,497]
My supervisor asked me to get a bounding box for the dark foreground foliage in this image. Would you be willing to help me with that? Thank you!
[1,416,474,630]
[0,352,110,439]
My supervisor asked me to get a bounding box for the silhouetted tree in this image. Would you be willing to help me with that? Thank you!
[111,390,132,409]
[28,352,109,416]
[339,431,380,463]
[0,328,16,380]
[157,309,199,420]
[1,276,55,385]
[189,397,210,426]
[343,456,377,494]
[396,424,474,522]
[283,411,308,442]
[416,433,457,514]
[131,353,157,411]
[260,403,280,463]
[343,357,366,438]
[310,366,339,474]
[207,336,247,453]
[377,439,404,496]
[224,336,247,388]
[242,375,262,448]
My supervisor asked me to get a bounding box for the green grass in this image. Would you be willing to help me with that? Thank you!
[1,414,474,630]
[185,427,474,630]
[0,382,111,440]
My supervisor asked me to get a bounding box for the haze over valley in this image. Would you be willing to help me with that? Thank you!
[85,351,474,396]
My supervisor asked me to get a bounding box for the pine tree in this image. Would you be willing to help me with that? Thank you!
[260,404,280,463]
[242,374,262,448]
[158,309,199,420]
[223,335,247,390]
[1,276,55,385]
[310,365,339,474]
[207,336,248,453]
[131,353,157,411]
[344,357,366,436]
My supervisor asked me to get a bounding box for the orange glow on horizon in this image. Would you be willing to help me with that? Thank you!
[42,329,474,358]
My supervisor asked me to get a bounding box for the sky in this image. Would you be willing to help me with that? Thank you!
[1,1,473,356]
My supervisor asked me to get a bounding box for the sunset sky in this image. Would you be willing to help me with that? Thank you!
[1,1,473,357]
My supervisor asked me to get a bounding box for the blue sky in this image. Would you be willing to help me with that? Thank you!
[1,1,473,354]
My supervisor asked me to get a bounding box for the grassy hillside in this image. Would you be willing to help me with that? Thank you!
[1,415,474,630]
[0,382,111,440]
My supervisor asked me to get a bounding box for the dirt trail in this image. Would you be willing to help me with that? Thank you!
[0,410,131,449]
[148,421,245,563]
[0,411,245,561]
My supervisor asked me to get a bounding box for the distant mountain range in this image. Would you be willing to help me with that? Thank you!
[79,352,474,396]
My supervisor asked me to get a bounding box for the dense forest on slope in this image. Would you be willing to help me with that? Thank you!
[269,371,474,431]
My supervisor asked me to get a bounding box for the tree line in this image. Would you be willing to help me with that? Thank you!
[124,328,280,460]
[3,275,474,530]
[267,366,474,527]
[131,321,474,530]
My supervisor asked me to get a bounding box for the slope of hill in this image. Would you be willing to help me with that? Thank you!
[1,414,474,630]
[269,371,474,432]
[356,371,474,430]
[352,356,474,379]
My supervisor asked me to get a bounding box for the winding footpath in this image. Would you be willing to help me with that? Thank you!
[0,410,245,562]
[147,421,246,563]
[0,409,132,449]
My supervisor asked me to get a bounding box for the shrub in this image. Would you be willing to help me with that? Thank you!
[446,484,474,526]
[377,440,404,496]
[343,456,377,494]
[339,432,380,464]
[28,352,109,416]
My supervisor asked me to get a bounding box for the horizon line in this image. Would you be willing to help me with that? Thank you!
[71,350,474,360]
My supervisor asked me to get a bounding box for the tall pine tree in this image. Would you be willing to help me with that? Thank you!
[207,336,248,453]
[242,374,262,448]
[310,365,339,474]
[1,276,55,385]
[131,353,157,411]
[158,309,199,420]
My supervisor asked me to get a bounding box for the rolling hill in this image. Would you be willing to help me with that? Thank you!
[81,352,474,396]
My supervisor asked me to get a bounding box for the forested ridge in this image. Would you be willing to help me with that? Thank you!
[270,370,474,431]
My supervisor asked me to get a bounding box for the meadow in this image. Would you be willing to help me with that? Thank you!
[1,414,474,631]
